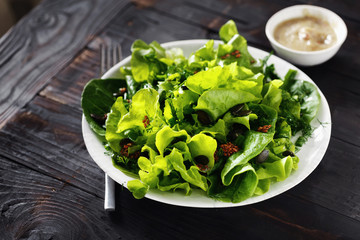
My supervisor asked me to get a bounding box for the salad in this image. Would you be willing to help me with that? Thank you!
[81,20,320,203]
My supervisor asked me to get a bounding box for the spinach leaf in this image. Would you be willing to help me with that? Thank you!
[81,78,127,136]
[221,104,277,186]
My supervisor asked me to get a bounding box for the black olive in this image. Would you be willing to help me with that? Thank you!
[140,151,149,159]
[256,150,269,163]
[236,110,252,116]
[227,123,246,141]
[90,113,107,126]
[120,138,133,146]
[282,150,295,157]
[230,104,244,115]
[194,155,209,165]
[230,104,252,117]
[196,110,212,125]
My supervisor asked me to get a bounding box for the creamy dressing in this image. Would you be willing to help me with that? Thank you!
[274,16,337,51]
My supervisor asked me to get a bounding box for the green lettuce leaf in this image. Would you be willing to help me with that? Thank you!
[219,20,238,43]
[221,104,277,186]
[195,89,261,121]
[187,133,217,170]
[155,126,190,156]
[168,148,208,191]
[256,156,294,181]
[185,66,229,95]
[105,97,128,152]
[262,79,283,111]
[226,72,264,99]
[208,163,258,203]
[127,179,149,199]
[117,88,161,136]
[130,40,167,84]
[195,39,216,61]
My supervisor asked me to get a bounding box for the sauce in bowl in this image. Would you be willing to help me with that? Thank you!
[274,16,337,51]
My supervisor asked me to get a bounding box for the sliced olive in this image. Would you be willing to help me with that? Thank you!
[120,138,133,146]
[256,150,269,163]
[90,113,107,126]
[227,123,246,141]
[234,110,252,117]
[194,155,209,165]
[282,150,295,157]
[140,151,149,159]
[196,110,212,125]
[230,104,245,115]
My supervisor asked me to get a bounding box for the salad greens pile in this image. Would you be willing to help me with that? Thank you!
[81,20,321,203]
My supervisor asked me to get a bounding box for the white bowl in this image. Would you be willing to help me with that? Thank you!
[265,5,347,66]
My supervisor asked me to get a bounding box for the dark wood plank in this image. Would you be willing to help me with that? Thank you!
[4,153,359,240]
[289,137,360,220]
[0,95,104,197]
[40,3,209,108]
[2,142,360,240]
[0,155,126,240]
[39,47,100,108]
[0,0,130,128]
[116,186,360,240]
[303,66,360,147]
[297,0,360,22]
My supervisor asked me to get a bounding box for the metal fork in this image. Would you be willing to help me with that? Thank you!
[100,42,122,211]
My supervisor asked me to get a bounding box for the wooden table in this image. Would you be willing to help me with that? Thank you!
[1,0,359,239]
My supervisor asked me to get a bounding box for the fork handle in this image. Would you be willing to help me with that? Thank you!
[104,174,115,211]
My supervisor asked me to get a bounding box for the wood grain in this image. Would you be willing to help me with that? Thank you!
[2,153,360,239]
[0,156,122,240]
[0,95,105,197]
[40,2,209,108]
[1,0,360,239]
[291,138,360,220]
[0,0,130,128]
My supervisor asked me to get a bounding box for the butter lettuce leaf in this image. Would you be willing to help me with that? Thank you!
[187,133,217,170]
[195,89,260,121]
[208,163,258,203]
[185,66,229,95]
[105,97,128,152]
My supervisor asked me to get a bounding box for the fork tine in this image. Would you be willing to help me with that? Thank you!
[117,44,122,63]
[101,42,122,74]
[106,44,112,71]
[102,41,122,211]
[100,44,106,76]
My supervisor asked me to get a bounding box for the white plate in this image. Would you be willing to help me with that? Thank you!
[82,40,331,208]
